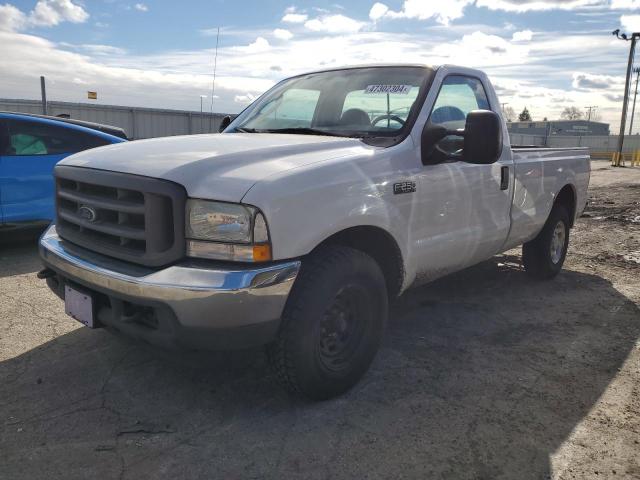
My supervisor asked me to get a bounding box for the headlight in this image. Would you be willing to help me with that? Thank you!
[186,200,252,243]
[185,199,271,262]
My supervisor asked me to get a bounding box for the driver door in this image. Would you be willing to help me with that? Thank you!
[412,75,512,282]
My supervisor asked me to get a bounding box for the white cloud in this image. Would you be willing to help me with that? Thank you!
[273,28,293,40]
[621,14,640,31]
[372,0,474,26]
[282,12,308,23]
[0,0,88,30]
[610,0,640,8]
[61,43,127,55]
[432,31,528,66]
[304,14,365,33]
[369,0,625,24]
[512,29,533,41]
[30,0,89,27]
[476,0,604,12]
[369,2,389,21]
[134,3,148,12]
[241,36,270,53]
[0,4,27,31]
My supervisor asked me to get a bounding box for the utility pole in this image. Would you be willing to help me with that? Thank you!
[629,67,640,135]
[585,106,598,122]
[40,76,48,115]
[612,29,639,166]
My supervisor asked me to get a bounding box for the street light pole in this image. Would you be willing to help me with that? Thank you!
[629,67,640,136]
[613,29,640,165]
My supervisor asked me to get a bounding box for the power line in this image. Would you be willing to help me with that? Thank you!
[585,106,598,122]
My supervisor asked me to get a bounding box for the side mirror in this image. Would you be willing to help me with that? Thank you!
[420,109,502,166]
[218,115,231,133]
[463,110,502,165]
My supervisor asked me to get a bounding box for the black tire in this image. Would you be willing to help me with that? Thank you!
[522,205,571,280]
[267,245,388,400]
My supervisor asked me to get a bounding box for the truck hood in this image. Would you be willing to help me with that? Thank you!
[60,133,371,202]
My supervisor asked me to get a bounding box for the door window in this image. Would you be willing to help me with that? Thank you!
[4,119,111,156]
[428,76,491,154]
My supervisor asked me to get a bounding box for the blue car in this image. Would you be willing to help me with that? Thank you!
[0,112,126,227]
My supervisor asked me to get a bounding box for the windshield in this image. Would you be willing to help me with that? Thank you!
[229,66,432,142]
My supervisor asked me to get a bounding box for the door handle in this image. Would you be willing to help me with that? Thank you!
[500,166,509,190]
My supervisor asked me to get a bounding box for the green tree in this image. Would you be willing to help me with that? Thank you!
[518,107,532,121]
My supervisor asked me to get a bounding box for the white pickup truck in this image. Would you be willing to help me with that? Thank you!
[39,65,590,400]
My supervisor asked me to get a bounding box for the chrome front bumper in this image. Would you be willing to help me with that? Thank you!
[39,225,301,349]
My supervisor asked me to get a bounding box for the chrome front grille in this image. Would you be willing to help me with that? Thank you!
[55,166,186,267]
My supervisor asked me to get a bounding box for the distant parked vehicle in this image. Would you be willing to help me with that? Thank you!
[0,112,126,227]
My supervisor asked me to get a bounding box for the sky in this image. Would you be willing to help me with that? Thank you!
[1,0,640,130]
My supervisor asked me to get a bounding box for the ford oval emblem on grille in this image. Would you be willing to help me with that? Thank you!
[78,205,98,223]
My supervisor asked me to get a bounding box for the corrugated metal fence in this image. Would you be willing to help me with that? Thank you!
[509,133,640,152]
[0,98,232,140]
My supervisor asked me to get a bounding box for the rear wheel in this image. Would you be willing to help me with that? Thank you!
[267,246,387,400]
[523,205,570,280]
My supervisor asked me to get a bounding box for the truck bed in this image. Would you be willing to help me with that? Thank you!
[501,147,591,251]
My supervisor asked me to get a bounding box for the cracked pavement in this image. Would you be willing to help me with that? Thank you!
[1,164,639,479]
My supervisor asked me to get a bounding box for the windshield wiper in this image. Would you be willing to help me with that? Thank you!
[259,127,350,137]
[235,126,375,139]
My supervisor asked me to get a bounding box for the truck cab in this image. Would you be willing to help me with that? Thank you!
[39,65,590,400]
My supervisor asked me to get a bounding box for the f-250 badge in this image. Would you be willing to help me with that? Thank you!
[393,181,416,195]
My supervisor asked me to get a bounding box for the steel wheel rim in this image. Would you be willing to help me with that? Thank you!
[317,285,369,373]
[550,221,566,264]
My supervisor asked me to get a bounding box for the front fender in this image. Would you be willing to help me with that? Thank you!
[242,154,412,276]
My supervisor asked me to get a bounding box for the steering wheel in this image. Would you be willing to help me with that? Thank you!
[371,115,406,127]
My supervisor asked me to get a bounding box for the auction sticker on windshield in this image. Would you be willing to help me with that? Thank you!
[364,85,412,95]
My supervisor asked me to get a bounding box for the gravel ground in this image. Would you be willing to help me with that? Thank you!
[1,162,639,480]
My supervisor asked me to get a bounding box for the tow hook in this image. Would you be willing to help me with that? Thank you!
[37,268,56,280]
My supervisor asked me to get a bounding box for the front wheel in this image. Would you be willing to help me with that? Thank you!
[267,246,388,400]
[522,205,571,280]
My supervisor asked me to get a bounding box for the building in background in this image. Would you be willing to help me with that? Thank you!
[508,120,610,137]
